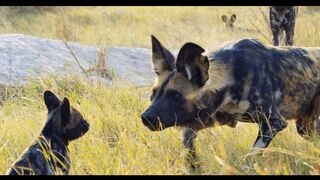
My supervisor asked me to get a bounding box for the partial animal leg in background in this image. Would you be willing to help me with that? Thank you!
[284,20,295,46]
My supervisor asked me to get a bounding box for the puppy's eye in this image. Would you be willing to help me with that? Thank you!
[173,92,182,100]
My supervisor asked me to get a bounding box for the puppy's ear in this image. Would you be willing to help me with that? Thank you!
[60,98,71,127]
[151,35,175,75]
[176,43,209,87]
[44,90,60,112]
[230,14,236,23]
[221,15,228,23]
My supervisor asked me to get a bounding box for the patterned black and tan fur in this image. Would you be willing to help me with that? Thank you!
[6,91,89,175]
[270,6,297,46]
[141,35,320,170]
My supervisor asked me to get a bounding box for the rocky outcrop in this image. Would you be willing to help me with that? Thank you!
[0,34,157,87]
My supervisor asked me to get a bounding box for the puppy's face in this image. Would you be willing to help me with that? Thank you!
[221,14,236,29]
[43,91,89,142]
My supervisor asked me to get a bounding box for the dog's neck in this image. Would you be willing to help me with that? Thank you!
[40,129,70,174]
[41,124,69,146]
[49,134,70,173]
[183,88,228,130]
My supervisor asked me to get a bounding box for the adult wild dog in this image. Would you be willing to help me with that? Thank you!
[7,91,89,175]
[270,6,297,46]
[141,35,320,167]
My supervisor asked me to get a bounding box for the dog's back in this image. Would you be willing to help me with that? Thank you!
[7,138,57,175]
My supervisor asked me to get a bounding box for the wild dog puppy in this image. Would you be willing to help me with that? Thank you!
[222,14,236,30]
[6,91,89,175]
[141,35,320,169]
[270,6,297,46]
[221,14,257,34]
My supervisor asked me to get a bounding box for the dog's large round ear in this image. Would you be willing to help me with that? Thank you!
[151,35,176,75]
[44,90,60,112]
[230,14,236,23]
[60,97,70,127]
[221,15,228,23]
[176,43,209,87]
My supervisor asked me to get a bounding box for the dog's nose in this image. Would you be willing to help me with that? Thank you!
[141,112,152,126]
[82,120,90,131]
[141,112,157,131]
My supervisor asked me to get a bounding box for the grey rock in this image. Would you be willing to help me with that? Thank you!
[0,34,162,87]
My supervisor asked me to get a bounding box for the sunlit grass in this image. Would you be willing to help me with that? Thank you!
[0,6,320,48]
[0,76,319,175]
[1,6,320,175]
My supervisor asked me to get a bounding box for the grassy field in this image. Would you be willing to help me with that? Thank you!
[1,6,320,175]
[1,76,320,175]
[1,6,320,48]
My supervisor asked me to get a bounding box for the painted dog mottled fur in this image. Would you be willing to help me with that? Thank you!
[6,91,89,175]
[141,35,320,169]
[270,6,297,46]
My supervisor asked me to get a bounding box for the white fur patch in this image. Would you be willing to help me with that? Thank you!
[222,43,235,50]
[185,65,192,80]
[253,138,266,149]
[247,138,266,155]
[274,89,282,102]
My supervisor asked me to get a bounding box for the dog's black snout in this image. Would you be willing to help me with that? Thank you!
[141,112,153,125]
[81,120,90,132]
[141,111,157,131]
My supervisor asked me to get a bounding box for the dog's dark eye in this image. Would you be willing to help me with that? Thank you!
[173,92,182,100]
[167,90,182,101]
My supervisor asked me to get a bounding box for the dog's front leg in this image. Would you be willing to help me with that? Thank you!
[182,128,200,173]
[248,112,287,156]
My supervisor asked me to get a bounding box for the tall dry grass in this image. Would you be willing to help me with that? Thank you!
[1,76,320,175]
[1,6,320,175]
[0,6,320,48]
